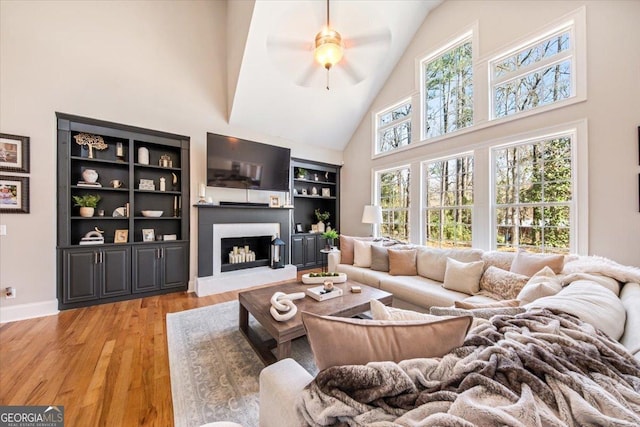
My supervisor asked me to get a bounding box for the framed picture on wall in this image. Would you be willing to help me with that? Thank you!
[269,195,280,208]
[0,175,29,213]
[0,133,30,173]
[295,223,303,233]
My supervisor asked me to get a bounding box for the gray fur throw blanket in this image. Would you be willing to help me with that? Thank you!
[297,309,640,426]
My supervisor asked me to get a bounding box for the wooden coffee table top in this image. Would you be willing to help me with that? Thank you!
[239,279,393,346]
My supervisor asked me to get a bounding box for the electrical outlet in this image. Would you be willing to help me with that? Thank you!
[5,287,16,299]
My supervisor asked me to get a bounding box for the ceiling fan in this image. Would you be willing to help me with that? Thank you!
[266,0,391,90]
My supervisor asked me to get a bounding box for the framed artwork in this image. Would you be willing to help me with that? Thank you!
[114,229,129,243]
[0,133,30,173]
[269,195,280,208]
[295,223,303,233]
[0,175,29,213]
[142,228,155,242]
[321,188,331,197]
[311,224,319,233]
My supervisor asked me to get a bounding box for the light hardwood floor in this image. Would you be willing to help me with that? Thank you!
[0,271,315,426]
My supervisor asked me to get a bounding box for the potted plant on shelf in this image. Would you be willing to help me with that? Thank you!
[314,209,330,233]
[296,167,307,179]
[73,194,101,217]
[322,229,339,249]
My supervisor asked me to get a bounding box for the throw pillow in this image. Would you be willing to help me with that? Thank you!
[388,248,418,276]
[561,272,621,296]
[481,251,516,272]
[353,239,374,268]
[479,266,529,300]
[430,306,526,320]
[370,245,390,272]
[517,266,562,305]
[510,250,565,277]
[301,311,472,370]
[525,280,626,340]
[416,248,484,282]
[370,299,442,321]
[454,299,520,309]
[442,258,485,294]
[339,235,373,265]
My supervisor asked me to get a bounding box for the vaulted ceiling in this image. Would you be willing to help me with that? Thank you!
[227,0,442,152]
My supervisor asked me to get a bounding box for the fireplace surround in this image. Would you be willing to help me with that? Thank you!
[195,205,296,296]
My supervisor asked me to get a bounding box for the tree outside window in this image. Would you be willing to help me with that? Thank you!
[376,100,412,155]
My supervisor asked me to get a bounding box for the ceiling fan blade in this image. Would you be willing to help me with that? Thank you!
[345,28,392,49]
[266,36,313,52]
[295,62,320,87]
[339,60,364,85]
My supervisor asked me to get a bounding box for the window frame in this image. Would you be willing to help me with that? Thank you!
[374,98,413,156]
[421,153,475,249]
[374,165,412,242]
[487,7,586,123]
[489,125,585,254]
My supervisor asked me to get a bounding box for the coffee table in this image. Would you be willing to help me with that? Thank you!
[238,279,393,365]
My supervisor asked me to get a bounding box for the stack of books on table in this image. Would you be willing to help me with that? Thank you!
[77,181,102,187]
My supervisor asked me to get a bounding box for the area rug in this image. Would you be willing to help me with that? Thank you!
[166,300,317,427]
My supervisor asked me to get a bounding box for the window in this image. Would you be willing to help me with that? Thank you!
[377,167,411,241]
[375,100,412,155]
[491,27,574,119]
[493,135,573,253]
[422,36,473,139]
[423,155,473,248]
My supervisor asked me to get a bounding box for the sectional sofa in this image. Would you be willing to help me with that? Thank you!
[259,237,640,426]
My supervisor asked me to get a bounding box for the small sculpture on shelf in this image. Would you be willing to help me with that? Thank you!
[74,133,107,159]
[80,227,104,245]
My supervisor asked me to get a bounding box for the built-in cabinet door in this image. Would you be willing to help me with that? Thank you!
[101,246,131,297]
[291,235,305,268]
[133,246,161,293]
[62,249,99,304]
[162,243,187,289]
[303,235,317,267]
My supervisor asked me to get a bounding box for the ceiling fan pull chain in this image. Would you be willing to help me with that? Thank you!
[326,69,330,91]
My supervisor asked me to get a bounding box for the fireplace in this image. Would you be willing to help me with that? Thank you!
[195,205,297,296]
[220,235,271,272]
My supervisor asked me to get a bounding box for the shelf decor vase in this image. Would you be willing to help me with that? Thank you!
[79,207,95,217]
[317,221,325,233]
[81,169,98,183]
[138,147,149,165]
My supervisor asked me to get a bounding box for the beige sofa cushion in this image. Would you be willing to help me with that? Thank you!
[479,266,529,300]
[455,299,519,309]
[417,248,483,282]
[370,299,443,322]
[510,251,565,276]
[481,251,516,272]
[517,266,562,305]
[561,272,620,296]
[525,280,626,340]
[339,235,373,265]
[388,248,417,276]
[353,239,374,267]
[302,311,472,370]
[442,258,484,294]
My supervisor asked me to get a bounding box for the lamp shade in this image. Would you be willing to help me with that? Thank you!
[361,205,383,225]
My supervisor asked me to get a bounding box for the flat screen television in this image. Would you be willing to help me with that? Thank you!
[206,132,291,191]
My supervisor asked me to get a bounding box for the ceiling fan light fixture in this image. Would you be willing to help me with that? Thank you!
[314,27,343,70]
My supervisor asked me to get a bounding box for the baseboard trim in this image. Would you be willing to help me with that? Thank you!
[0,299,59,323]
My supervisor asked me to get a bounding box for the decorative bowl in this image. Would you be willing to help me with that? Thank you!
[301,272,347,284]
[141,210,163,217]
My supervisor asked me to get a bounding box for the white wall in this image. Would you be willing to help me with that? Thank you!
[0,0,341,319]
[341,0,640,266]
